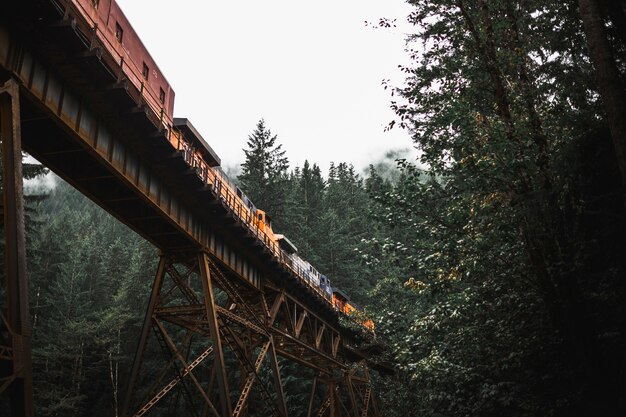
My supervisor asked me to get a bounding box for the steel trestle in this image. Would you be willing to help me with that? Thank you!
[121,253,380,417]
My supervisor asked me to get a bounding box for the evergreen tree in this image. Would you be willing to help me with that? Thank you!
[321,163,370,298]
[0,154,48,280]
[284,161,326,265]
[27,180,156,417]
[238,119,289,222]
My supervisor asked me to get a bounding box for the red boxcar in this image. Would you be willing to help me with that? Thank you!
[73,0,175,121]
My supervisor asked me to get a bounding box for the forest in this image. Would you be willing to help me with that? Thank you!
[2,0,626,416]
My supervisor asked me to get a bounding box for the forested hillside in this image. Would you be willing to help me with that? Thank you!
[22,182,157,416]
[2,0,626,416]
[6,157,383,416]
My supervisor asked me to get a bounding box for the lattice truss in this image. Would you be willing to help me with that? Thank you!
[121,253,380,417]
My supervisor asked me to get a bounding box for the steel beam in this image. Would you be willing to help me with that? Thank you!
[154,320,220,416]
[122,254,167,417]
[0,78,33,417]
[307,375,318,417]
[269,337,289,417]
[346,375,359,417]
[199,251,233,417]
[231,340,270,417]
[328,380,337,417]
[134,346,214,417]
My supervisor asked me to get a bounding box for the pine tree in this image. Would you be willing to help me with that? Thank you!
[322,163,370,298]
[0,153,48,282]
[27,181,156,416]
[282,161,326,266]
[578,0,626,194]
[238,119,289,222]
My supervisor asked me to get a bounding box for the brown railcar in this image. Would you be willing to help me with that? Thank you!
[73,0,175,120]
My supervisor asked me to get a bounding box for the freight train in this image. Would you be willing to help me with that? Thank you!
[64,0,373,332]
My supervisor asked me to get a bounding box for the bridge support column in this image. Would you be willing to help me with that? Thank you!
[120,252,382,417]
[122,253,288,417]
[328,379,338,417]
[269,337,289,417]
[307,363,379,417]
[198,251,232,417]
[121,254,167,417]
[0,78,33,417]
[307,375,318,417]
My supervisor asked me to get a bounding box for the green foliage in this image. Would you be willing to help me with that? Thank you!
[238,119,290,221]
[281,160,326,265]
[27,180,156,416]
[363,1,626,416]
[320,163,371,296]
[0,153,49,278]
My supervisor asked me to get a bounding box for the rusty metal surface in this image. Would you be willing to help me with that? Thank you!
[0,24,264,289]
[199,252,233,417]
[0,78,33,417]
[122,254,289,417]
[120,253,380,417]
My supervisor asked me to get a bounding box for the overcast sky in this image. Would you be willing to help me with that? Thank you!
[115,0,416,175]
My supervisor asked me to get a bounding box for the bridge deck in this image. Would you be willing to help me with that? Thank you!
[2,0,340,317]
[1,1,383,415]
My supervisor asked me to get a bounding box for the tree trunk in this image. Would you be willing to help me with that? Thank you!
[578,0,626,199]
[109,328,121,417]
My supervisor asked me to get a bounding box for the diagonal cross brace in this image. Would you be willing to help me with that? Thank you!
[134,346,214,417]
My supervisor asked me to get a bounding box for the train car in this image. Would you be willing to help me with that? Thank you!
[319,275,333,300]
[276,235,297,270]
[174,118,221,167]
[333,289,375,333]
[72,0,175,121]
[332,289,355,315]
[255,210,278,243]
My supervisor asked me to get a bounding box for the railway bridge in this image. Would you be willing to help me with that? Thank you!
[0,1,384,416]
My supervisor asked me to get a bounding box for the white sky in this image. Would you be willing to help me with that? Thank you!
[116,0,416,175]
